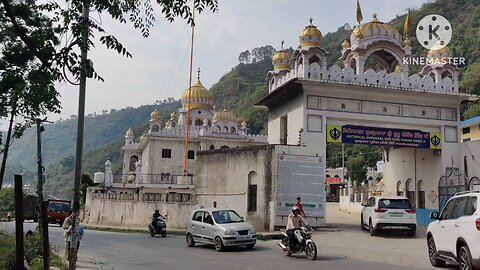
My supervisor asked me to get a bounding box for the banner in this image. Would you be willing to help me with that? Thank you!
[326,125,442,150]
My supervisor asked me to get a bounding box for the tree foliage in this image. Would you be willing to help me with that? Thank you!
[464,102,480,120]
[347,156,366,185]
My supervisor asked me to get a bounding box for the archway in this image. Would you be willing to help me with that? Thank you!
[417,180,425,209]
[129,155,139,171]
[247,171,258,212]
[396,181,403,196]
[405,179,415,203]
[470,177,480,191]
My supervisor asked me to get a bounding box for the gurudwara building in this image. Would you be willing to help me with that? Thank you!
[85,7,479,230]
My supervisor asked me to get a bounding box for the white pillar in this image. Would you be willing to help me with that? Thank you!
[105,159,113,187]
[135,159,142,187]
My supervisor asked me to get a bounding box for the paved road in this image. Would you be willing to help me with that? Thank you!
[1,219,432,270]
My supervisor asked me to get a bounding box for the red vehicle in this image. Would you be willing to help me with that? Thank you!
[47,200,71,226]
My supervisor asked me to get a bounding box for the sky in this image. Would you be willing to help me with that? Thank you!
[50,0,430,122]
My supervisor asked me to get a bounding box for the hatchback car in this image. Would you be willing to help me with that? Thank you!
[186,208,257,251]
[361,195,417,236]
[427,191,479,270]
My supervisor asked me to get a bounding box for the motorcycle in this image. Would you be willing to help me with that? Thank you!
[148,216,167,238]
[277,226,317,260]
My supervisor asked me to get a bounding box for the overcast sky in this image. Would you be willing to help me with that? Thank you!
[50,0,429,122]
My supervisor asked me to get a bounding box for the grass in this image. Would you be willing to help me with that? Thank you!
[0,230,66,270]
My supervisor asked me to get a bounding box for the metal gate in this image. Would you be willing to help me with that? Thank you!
[438,168,467,211]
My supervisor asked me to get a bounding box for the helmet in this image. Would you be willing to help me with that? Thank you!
[292,206,300,213]
[155,209,159,213]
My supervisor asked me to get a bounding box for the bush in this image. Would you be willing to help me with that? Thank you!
[0,231,66,270]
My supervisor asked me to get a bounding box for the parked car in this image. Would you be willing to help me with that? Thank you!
[427,191,479,270]
[361,195,417,236]
[185,208,257,251]
[47,200,71,226]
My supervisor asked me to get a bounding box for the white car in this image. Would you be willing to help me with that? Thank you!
[185,208,257,251]
[427,191,480,270]
[361,195,417,236]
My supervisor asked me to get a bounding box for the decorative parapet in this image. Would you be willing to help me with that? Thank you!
[91,191,194,203]
[269,65,461,95]
[246,134,268,143]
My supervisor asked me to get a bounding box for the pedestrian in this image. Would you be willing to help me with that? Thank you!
[7,211,12,222]
[62,211,74,258]
[66,221,84,261]
[294,197,306,218]
[213,201,217,208]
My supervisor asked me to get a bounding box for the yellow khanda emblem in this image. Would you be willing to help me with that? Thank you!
[429,132,442,150]
[327,125,343,143]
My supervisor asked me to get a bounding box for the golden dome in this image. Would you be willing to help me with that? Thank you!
[170,111,177,119]
[182,79,214,110]
[355,14,401,42]
[404,37,412,47]
[213,109,237,122]
[299,18,322,49]
[126,128,134,137]
[427,46,452,60]
[342,39,350,49]
[272,42,290,71]
[394,65,402,73]
[150,109,161,121]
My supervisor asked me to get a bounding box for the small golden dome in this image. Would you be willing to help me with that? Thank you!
[126,128,134,137]
[394,65,402,73]
[427,46,452,60]
[150,109,161,121]
[403,37,412,47]
[182,79,214,110]
[170,111,177,119]
[342,39,350,49]
[213,109,237,122]
[299,18,322,49]
[355,14,401,42]
[272,41,290,71]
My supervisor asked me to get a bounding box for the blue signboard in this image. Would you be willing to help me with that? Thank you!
[327,125,442,150]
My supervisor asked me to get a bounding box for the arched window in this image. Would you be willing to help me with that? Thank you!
[230,127,236,133]
[396,181,403,196]
[368,176,374,181]
[216,126,221,132]
[470,177,480,191]
[326,174,331,178]
[220,145,229,149]
[151,125,159,132]
[308,55,320,65]
[224,126,229,133]
[405,179,415,203]
[129,155,138,171]
[209,145,215,150]
[171,121,176,128]
[418,180,425,208]
[248,171,257,212]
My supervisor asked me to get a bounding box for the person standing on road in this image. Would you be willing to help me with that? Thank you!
[62,211,74,258]
[7,211,12,222]
[294,197,306,218]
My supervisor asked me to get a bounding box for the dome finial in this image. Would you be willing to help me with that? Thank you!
[281,40,284,50]
[309,18,313,25]
[197,67,201,81]
[373,13,377,19]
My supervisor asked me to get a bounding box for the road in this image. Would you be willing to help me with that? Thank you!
[1,214,434,270]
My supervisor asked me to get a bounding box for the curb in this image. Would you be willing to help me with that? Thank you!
[84,225,186,236]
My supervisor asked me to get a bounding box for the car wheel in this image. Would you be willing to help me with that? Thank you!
[427,236,445,268]
[186,233,195,247]
[361,215,367,230]
[246,244,255,250]
[369,219,377,236]
[214,237,224,252]
[407,229,416,237]
[459,245,474,270]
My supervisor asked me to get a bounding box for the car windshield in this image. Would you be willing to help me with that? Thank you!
[49,202,70,212]
[212,210,243,224]
[378,199,412,209]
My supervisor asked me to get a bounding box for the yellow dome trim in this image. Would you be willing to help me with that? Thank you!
[150,109,161,121]
[214,109,237,122]
[272,49,290,71]
[356,14,401,41]
[170,111,177,119]
[427,46,452,59]
[299,18,322,49]
[126,128,134,137]
[182,79,214,110]
[342,39,350,49]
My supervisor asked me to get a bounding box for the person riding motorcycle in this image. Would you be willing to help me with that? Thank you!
[152,210,162,228]
[286,206,309,250]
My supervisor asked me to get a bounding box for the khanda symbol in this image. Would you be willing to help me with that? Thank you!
[330,127,341,141]
[431,134,441,147]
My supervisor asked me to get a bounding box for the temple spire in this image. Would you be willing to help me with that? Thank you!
[197,67,201,80]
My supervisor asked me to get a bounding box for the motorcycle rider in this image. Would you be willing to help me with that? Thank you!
[286,206,309,250]
[152,209,161,228]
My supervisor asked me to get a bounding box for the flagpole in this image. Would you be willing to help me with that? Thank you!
[183,1,195,176]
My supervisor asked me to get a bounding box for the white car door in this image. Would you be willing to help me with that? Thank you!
[435,199,456,253]
[447,197,468,255]
[364,197,375,225]
[190,210,204,241]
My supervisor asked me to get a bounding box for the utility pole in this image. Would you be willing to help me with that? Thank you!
[14,174,24,269]
[36,118,50,270]
[69,2,90,269]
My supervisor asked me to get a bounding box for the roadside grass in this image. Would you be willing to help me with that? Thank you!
[0,231,66,270]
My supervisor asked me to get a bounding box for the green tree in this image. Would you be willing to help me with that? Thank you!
[0,188,15,219]
[460,62,480,94]
[464,102,480,119]
[347,156,366,185]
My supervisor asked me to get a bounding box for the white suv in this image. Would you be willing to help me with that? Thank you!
[427,191,480,270]
[361,195,417,236]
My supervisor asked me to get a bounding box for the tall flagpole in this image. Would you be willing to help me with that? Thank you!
[183,0,196,176]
